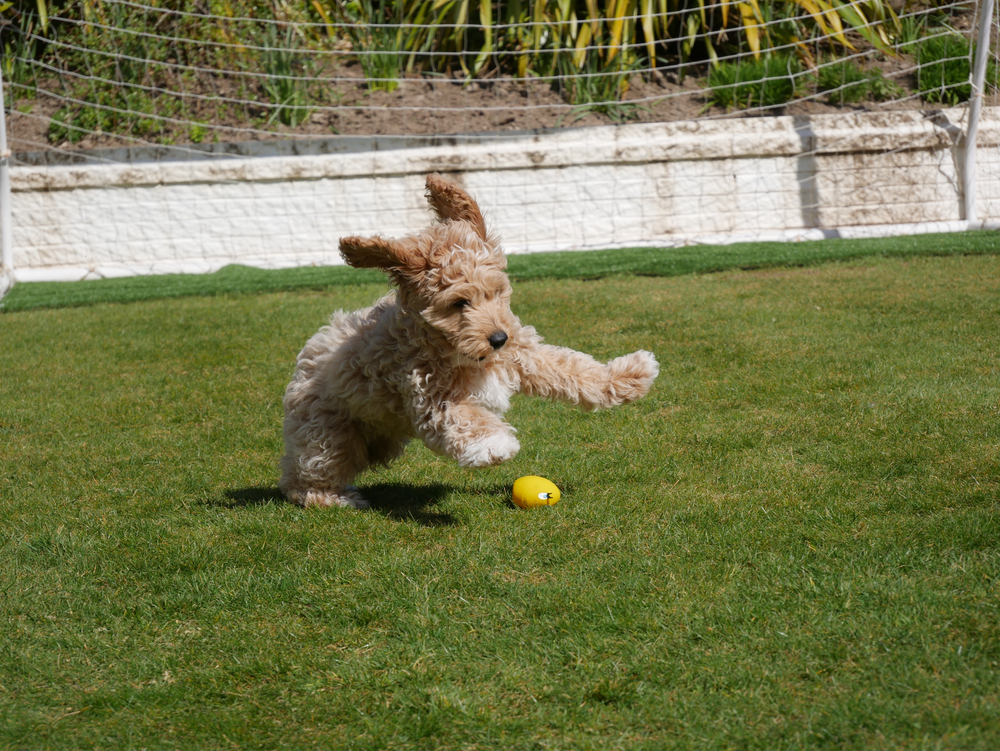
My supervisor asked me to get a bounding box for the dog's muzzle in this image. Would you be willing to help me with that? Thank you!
[488,331,508,350]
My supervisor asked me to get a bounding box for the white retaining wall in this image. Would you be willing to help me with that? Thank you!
[8,106,1000,283]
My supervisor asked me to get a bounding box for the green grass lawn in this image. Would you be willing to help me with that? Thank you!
[4,230,1000,312]
[1,249,999,749]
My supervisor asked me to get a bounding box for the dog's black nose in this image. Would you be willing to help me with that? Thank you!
[488,331,508,350]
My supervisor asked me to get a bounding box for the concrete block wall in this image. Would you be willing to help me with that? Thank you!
[7,106,999,282]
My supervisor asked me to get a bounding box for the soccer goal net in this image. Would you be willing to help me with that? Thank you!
[0,0,998,292]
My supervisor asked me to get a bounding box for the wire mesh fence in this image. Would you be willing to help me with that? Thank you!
[0,0,997,292]
[1,0,996,155]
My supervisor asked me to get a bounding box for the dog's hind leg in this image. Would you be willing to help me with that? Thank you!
[366,433,410,468]
[279,404,373,509]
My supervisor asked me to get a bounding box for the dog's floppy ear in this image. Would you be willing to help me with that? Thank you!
[425,173,488,242]
[339,235,423,272]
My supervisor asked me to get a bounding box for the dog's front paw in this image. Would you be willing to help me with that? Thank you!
[456,431,521,468]
[604,350,659,406]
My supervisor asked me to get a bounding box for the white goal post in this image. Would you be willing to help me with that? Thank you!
[0,64,12,299]
[965,0,998,223]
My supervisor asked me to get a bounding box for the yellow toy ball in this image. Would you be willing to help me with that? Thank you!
[512,476,561,509]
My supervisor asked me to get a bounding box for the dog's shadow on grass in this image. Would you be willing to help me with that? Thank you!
[218,486,287,508]
[218,483,458,527]
[362,483,457,526]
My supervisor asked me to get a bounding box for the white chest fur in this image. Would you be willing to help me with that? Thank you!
[468,370,518,415]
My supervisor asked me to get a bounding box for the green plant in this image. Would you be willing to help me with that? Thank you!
[816,59,871,104]
[20,0,322,144]
[48,85,169,144]
[556,53,646,122]
[706,53,803,110]
[188,122,208,143]
[260,24,315,125]
[8,0,926,144]
[40,0,182,143]
[916,33,972,105]
[674,0,899,73]
[0,4,40,99]
[335,0,404,92]
[553,21,648,123]
[317,0,903,89]
[866,67,904,100]
[914,33,998,106]
[894,11,929,50]
[815,59,902,104]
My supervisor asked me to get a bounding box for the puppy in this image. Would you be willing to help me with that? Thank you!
[280,174,659,508]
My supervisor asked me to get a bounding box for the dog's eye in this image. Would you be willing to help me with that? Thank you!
[452,299,470,310]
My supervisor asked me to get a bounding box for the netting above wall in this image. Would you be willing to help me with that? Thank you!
[0,0,997,159]
[0,0,997,296]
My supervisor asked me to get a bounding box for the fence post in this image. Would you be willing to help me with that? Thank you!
[0,62,13,301]
[964,0,997,225]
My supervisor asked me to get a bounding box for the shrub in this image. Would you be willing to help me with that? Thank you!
[816,61,905,105]
[706,55,803,111]
[49,87,172,144]
[866,69,906,101]
[318,0,903,87]
[333,0,404,92]
[915,33,998,105]
[817,60,873,104]
[260,25,316,125]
